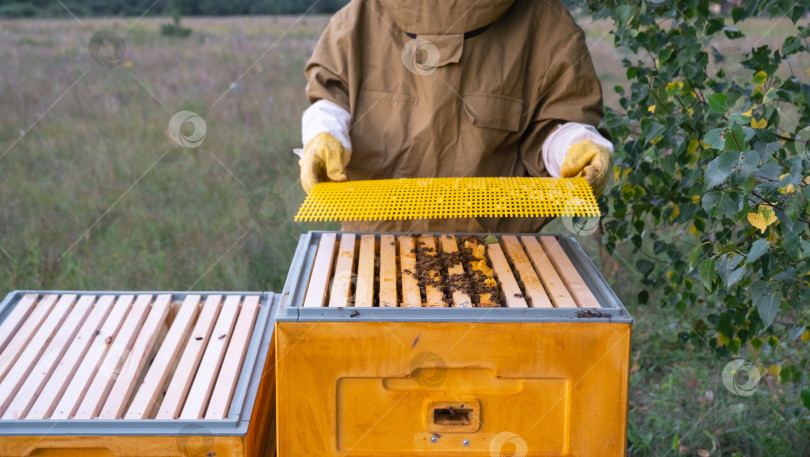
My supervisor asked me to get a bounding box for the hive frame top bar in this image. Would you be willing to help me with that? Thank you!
[279,231,632,323]
[0,290,278,437]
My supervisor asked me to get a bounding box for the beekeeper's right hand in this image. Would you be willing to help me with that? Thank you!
[299,132,349,194]
[299,99,353,194]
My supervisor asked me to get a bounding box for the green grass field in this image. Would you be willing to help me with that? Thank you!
[1,15,807,456]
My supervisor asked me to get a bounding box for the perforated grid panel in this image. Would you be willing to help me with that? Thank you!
[294,177,600,222]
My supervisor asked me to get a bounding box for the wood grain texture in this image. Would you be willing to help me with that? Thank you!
[73,294,152,419]
[0,294,58,381]
[303,233,337,308]
[521,236,578,308]
[0,294,37,353]
[205,295,261,419]
[399,235,421,307]
[539,236,600,308]
[486,243,528,308]
[355,234,376,308]
[99,294,171,419]
[50,294,133,419]
[379,234,398,308]
[180,295,241,419]
[439,235,472,307]
[3,295,94,419]
[419,235,446,307]
[157,294,222,419]
[27,295,115,419]
[328,233,357,308]
[124,294,201,419]
[0,294,75,415]
[501,236,552,308]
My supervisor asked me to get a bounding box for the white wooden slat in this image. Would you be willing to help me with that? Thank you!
[0,294,75,415]
[98,295,172,419]
[3,295,94,419]
[0,294,38,353]
[27,295,115,419]
[205,295,260,419]
[124,295,201,420]
[179,295,241,419]
[73,294,152,419]
[156,295,222,419]
[50,295,134,419]
[0,294,58,381]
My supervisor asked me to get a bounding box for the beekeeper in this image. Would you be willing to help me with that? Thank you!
[299,0,613,233]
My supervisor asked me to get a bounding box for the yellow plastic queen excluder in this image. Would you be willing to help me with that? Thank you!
[294,177,600,222]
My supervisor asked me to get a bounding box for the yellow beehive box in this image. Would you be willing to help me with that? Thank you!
[276,231,632,456]
[0,291,278,457]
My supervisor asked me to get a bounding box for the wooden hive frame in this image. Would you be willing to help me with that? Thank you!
[0,291,277,457]
[300,233,602,309]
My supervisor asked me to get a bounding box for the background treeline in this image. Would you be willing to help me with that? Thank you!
[0,0,353,17]
[0,0,746,18]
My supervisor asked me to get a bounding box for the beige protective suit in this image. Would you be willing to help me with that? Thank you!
[305,0,606,233]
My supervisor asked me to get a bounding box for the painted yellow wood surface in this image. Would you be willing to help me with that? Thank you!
[276,321,631,457]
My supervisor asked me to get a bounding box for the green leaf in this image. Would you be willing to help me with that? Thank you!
[751,281,779,327]
[699,259,716,290]
[701,191,722,214]
[731,7,746,23]
[708,93,729,114]
[803,389,810,410]
[704,128,726,150]
[747,239,770,263]
[704,151,738,188]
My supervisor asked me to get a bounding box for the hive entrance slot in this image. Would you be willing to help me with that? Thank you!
[433,406,472,426]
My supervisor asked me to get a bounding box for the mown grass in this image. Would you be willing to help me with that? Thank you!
[1,15,807,456]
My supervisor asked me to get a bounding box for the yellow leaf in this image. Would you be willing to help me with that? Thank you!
[692,195,701,204]
[648,105,656,113]
[802,330,810,343]
[670,204,680,221]
[779,184,796,194]
[747,205,778,233]
[741,107,754,117]
[689,225,700,237]
[768,364,781,378]
[717,333,729,346]
[751,117,767,128]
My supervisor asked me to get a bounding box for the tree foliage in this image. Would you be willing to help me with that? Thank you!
[575,0,810,407]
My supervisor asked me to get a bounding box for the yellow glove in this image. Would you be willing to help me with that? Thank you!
[560,140,612,197]
[299,132,349,194]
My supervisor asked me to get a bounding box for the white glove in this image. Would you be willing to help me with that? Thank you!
[298,99,352,160]
[542,122,613,177]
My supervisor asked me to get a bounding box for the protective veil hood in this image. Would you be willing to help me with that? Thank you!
[377,0,515,35]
